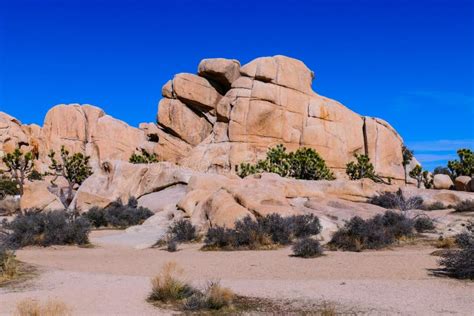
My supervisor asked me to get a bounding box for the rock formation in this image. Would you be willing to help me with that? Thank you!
[1,56,407,182]
[156,55,406,181]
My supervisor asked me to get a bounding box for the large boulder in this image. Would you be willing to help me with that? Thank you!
[20,181,64,211]
[454,176,472,192]
[433,174,454,190]
[71,161,195,211]
[198,58,241,91]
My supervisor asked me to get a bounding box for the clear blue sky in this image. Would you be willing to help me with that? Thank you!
[1,0,473,170]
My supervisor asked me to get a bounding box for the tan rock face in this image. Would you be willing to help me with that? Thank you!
[20,181,64,211]
[454,176,472,192]
[157,55,406,181]
[2,55,409,183]
[433,174,454,190]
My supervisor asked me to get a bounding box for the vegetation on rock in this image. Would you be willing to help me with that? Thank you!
[0,176,20,197]
[237,144,334,180]
[129,148,159,164]
[368,189,423,211]
[48,146,93,205]
[345,153,389,183]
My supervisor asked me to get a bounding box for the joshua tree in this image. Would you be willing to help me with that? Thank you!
[448,148,474,178]
[1,147,37,195]
[409,164,433,189]
[48,146,93,206]
[402,145,414,185]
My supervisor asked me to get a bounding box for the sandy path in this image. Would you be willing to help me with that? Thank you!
[1,230,473,315]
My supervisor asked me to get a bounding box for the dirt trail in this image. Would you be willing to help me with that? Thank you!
[1,230,473,315]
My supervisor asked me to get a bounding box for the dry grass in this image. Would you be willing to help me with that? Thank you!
[0,250,19,285]
[14,299,71,316]
[204,281,235,309]
[434,237,457,249]
[148,261,194,303]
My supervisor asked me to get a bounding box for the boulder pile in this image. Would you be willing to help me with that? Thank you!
[1,55,406,182]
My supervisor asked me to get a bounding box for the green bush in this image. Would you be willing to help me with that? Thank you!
[448,148,474,178]
[3,210,91,248]
[129,149,158,164]
[237,144,334,180]
[328,211,415,251]
[346,153,377,181]
[82,198,154,229]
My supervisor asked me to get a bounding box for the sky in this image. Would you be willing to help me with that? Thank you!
[0,0,473,170]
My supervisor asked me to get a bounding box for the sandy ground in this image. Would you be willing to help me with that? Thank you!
[1,230,473,315]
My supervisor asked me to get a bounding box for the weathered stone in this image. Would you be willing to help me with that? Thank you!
[20,181,64,211]
[172,73,222,111]
[198,58,240,90]
[454,176,472,192]
[433,174,454,190]
[157,98,212,146]
[72,161,195,211]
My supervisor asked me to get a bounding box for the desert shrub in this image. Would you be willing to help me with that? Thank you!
[368,189,423,211]
[447,148,474,178]
[14,299,71,316]
[455,231,474,249]
[292,238,323,258]
[148,262,196,303]
[287,214,322,238]
[167,239,178,252]
[329,211,415,251]
[346,153,376,180]
[204,214,322,250]
[168,219,197,242]
[435,237,457,249]
[0,176,20,196]
[438,230,474,279]
[129,148,159,164]
[82,207,107,228]
[82,198,153,229]
[204,226,235,249]
[2,210,91,248]
[414,216,435,233]
[421,201,447,211]
[203,281,235,310]
[453,200,474,213]
[237,144,334,180]
[257,214,292,245]
[0,245,18,284]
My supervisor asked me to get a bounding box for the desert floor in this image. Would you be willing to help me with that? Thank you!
[1,230,473,315]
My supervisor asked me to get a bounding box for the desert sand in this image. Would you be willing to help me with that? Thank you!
[1,230,473,315]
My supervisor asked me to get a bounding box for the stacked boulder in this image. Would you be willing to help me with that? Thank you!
[157,55,405,181]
